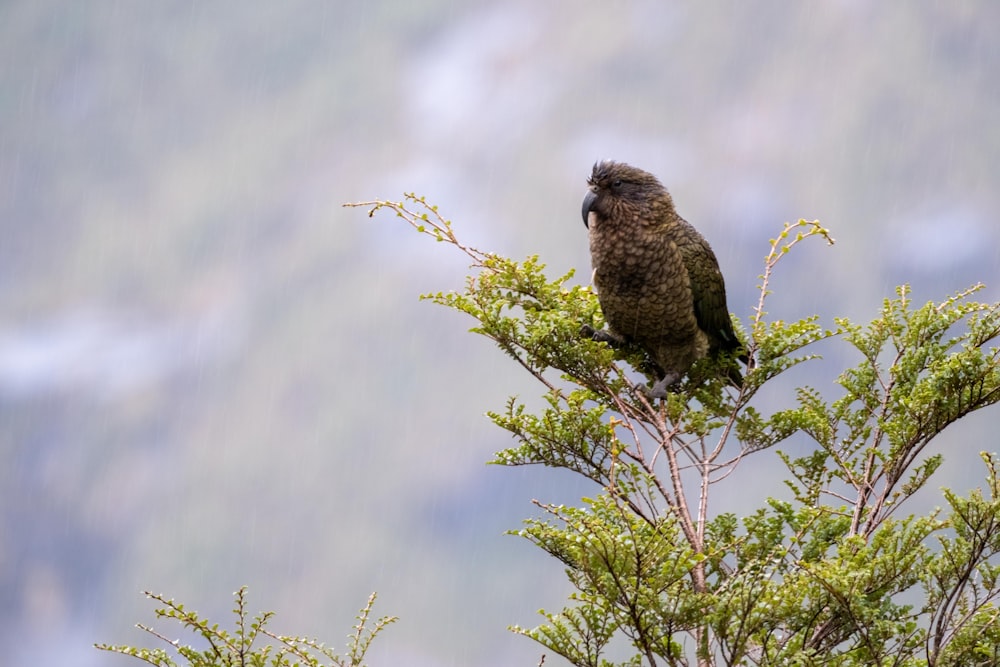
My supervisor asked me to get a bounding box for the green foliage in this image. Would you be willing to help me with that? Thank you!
[351,195,1000,666]
[96,588,395,667]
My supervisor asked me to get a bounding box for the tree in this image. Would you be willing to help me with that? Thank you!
[96,588,395,667]
[351,194,1000,667]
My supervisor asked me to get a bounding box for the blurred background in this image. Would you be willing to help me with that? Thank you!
[3,2,999,665]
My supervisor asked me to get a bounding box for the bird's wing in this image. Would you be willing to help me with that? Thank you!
[677,231,741,351]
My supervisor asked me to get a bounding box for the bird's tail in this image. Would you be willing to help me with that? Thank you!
[717,346,748,389]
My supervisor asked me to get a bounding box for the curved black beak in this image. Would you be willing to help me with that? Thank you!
[581,190,597,228]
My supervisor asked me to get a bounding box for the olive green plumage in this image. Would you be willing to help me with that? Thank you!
[581,160,744,396]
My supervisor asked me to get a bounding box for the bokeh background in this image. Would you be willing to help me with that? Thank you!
[3,2,999,665]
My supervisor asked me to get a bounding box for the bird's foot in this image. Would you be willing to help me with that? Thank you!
[580,324,625,348]
[641,372,682,400]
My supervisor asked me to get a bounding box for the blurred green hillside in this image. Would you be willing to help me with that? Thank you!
[2,2,999,666]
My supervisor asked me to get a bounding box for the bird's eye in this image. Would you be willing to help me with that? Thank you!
[612,179,623,189]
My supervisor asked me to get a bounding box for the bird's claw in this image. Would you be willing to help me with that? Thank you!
[639,372,681,400]
[580,324,625,348]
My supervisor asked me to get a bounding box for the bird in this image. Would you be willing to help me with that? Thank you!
[581,160,744,397]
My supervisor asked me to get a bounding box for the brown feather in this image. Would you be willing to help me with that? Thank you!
[582,161,744,394]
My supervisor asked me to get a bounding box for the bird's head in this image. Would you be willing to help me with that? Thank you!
[582,160,670,228]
